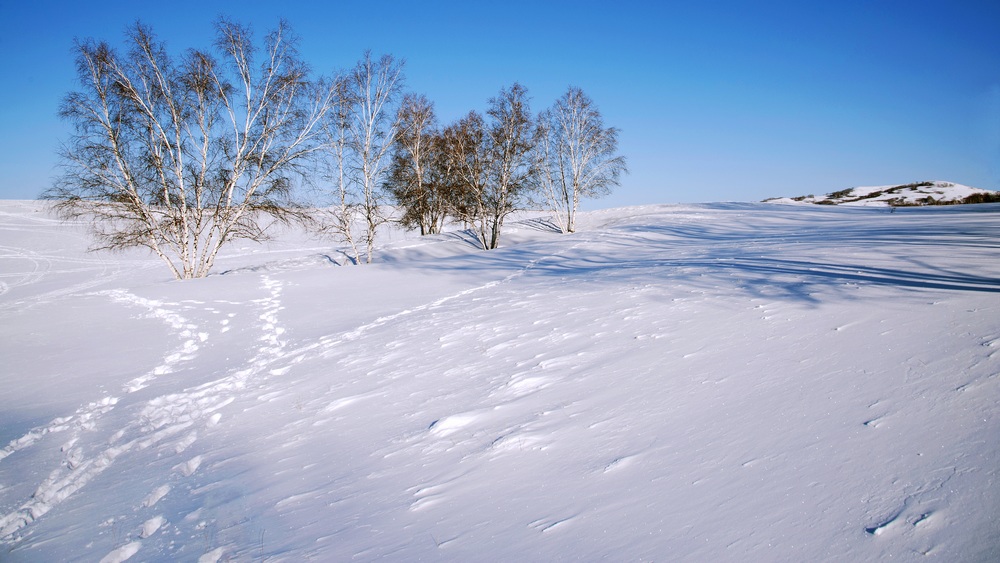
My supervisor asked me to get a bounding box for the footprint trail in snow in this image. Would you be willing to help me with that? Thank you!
[0,275,289,563]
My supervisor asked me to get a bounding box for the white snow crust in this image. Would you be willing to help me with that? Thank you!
[1,199,999,561]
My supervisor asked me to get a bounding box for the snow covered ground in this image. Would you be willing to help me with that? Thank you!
[1,200,999,562]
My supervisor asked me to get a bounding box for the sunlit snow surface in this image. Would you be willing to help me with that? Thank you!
[1,200,999,561]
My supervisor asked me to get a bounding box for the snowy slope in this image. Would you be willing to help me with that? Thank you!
[2,200,999,562]
[766,180,998,206]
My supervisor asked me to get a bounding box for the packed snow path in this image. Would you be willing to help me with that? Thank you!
[1,201,998,561]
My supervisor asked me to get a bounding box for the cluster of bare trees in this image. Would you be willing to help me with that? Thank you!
[384,84,537,250]
[48,20,626,279]
[383,84,628,249]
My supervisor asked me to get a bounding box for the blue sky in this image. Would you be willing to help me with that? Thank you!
[1,0,998,207]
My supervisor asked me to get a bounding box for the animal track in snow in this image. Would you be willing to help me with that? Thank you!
[94,512,166,562]
[98,540,142,563]
[99,290,206,394]
[0,396,118,462]
[139,515,165,538]
[173,455,202,477]
[143,484,171,508]
[0,275,290,545]
[198,546,226,562]
[0,432,138,540]
[336,242,585,344]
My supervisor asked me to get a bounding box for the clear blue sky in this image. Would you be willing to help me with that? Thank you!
[1,0,998,207]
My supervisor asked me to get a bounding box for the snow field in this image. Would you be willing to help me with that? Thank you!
[1,201,999,561]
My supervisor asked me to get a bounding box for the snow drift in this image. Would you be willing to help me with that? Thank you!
[1,200,999,561]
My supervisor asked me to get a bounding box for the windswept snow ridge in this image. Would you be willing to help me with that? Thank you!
[1,200,999,561]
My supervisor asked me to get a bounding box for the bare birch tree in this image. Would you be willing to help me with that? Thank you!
[481,83,537,249]
[536,87,627,233]
[46,20,331,279]
[343,51,404,263]
[317,76,363,264]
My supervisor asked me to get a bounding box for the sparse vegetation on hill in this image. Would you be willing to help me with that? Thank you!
[765,181,999,207]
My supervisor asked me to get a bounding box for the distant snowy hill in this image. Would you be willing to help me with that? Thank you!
[1,200,999,562]
[765,180,1000,206]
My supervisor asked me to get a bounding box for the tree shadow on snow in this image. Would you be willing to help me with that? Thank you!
[407,204,1000,306]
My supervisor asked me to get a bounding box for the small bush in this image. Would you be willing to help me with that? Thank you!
[962,192,1000,204]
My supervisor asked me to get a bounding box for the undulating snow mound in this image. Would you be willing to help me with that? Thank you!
[766,180,998,206]
[1,200,999,562]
